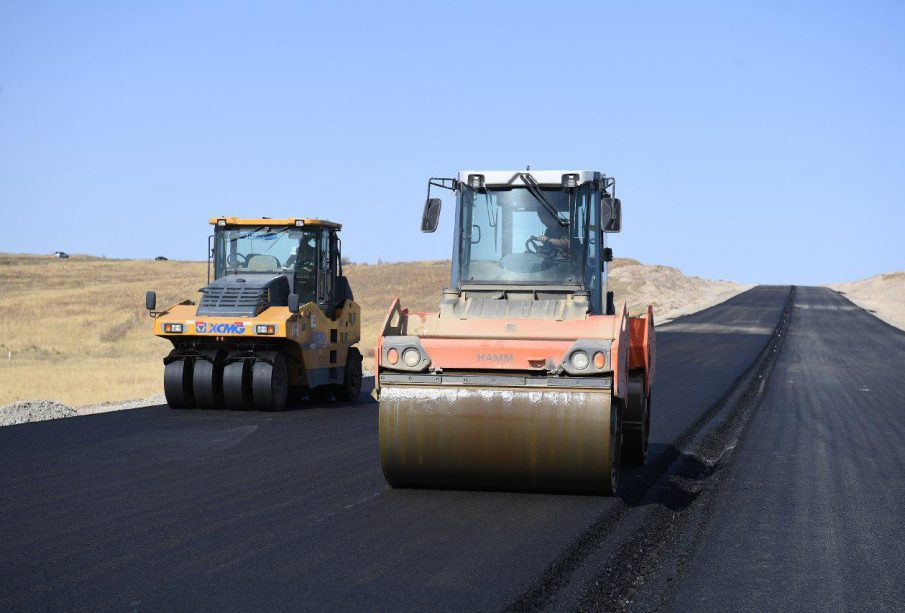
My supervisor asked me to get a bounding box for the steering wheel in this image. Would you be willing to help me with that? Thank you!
[525,236,549,255]
[226,253,248,268]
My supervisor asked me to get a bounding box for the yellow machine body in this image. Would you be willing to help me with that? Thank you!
[149,217,362,410]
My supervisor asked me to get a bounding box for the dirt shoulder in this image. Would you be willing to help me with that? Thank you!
[828,271,905,332]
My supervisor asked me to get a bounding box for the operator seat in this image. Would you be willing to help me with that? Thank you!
[246,254,281,271]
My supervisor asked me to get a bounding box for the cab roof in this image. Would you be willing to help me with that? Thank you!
[457,170,603,187]
[208,217,342,229]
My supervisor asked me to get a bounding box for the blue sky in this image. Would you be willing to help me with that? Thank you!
[1,1,902,284]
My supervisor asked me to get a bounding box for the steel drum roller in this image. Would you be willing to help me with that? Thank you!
[379,385,619,494]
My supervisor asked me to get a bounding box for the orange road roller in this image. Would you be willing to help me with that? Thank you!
[374,171,655,494]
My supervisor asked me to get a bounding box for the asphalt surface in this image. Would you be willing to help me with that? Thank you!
[669,286,905,611]
[0,286,791,611]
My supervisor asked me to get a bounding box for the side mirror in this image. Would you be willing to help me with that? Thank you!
[288,293,300,314]
[421,198,442,233]
[602,197,622,233]
[145,290,157,311]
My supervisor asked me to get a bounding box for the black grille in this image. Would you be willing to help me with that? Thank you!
[197,286,268,316]
[195,274,290,317]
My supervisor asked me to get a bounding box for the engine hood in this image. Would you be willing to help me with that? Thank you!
[196,273,290,317]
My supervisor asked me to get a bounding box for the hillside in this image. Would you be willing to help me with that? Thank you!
[0,254,745,406]
[830,271,905,331]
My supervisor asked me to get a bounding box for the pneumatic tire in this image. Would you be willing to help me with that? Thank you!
[164,358,194,409]
[222,354,252,411]
[334,347,362,402]
[193,350,224,410]
[252,352,289,412]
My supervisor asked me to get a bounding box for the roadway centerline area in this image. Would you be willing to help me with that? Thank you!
[0,286,790,611]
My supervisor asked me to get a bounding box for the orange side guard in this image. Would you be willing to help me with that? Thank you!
[628,305,656,395]
[374,297,406,395]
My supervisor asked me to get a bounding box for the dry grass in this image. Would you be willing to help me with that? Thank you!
[0,253,744,406]
[0,255,203,406]
[344,260,449,373]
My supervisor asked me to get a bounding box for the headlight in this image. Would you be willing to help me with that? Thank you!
[570,350,590,370]
[593,351,607,369]
[402,347,422,367]
[163,323,183,333]
[382,336,431,372]
[560,341,610,375]
[255,324,276,335]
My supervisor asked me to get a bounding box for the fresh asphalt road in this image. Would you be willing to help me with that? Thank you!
[669,286,905,611]
[0,286,790,611]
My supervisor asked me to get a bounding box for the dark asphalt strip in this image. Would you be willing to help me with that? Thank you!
[509,287,796,611]
[0,287,792,612]
[667,287,905,611]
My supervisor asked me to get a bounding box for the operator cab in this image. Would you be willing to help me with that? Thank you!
[422,171,621,316]
[206,217,350,317]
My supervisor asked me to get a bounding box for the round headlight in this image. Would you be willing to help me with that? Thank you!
[402,347,421,367]
[571,350,590,370]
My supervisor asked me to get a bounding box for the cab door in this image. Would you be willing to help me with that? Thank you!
[312,228,339,385]
[316,228,336,312]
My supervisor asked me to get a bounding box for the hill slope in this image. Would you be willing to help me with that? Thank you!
[0,254,745,406]
[830,271,905,331]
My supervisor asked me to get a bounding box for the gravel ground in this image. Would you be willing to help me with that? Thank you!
[0,394,164,427]
[0,400,78,427]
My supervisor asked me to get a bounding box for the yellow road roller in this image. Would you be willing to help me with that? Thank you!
[147,217,362,411]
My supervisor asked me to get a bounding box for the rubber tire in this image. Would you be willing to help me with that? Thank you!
[193,350,224,410]
[222,356,251,411]
[252,353,289,411]
[623,375,650,466]
[164,358,194,409]
[334,347,363,402]
[604,398,623,495]
[309,385,334,403]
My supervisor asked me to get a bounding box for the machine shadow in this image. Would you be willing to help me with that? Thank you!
[618,443,720,512]
[282,376,377,412]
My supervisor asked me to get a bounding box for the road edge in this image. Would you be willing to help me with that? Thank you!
[508,286,796,611]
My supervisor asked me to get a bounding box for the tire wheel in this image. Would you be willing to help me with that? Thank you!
[252,352,289,411]
[623,373,650,466]
[222,355,252,410]
[308,385,334,403]
[604,398,623,495]
[193,350,224,410]
[334,348,363,402]
[164,358,195,409]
